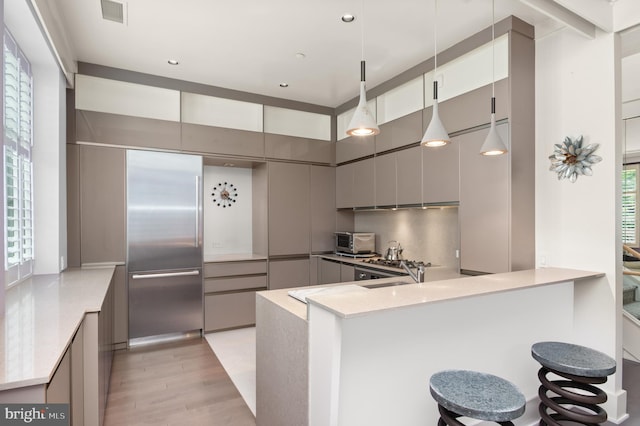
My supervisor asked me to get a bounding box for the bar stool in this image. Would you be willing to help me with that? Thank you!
[429,370,526,426]
[531,341,616,425]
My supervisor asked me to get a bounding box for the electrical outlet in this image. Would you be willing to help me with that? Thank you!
[455,249,459,258]
[213,242,223,248]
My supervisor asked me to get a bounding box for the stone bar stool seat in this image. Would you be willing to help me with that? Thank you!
[429,370,526,426]
[531,341,616,425]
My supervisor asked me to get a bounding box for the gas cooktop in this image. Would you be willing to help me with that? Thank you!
[360,258,431,269]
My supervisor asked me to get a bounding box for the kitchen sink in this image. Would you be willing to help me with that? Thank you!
[360,281,412,289]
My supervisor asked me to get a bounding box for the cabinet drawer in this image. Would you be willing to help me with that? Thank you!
[204,291,256,332]
[204,275,267,293]
[204,261,267,278]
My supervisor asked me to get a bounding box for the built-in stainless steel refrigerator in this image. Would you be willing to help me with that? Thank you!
[126,150,203,344]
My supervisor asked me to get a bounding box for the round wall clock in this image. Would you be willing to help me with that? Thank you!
[211,182,238,208]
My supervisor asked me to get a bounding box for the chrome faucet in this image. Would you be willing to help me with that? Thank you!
[400,260,425,283]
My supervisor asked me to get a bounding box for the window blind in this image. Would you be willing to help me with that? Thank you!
[622,164,639,247]
[3,29,33,286]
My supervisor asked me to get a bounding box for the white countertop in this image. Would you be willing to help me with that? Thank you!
[307,267,603,318]
[258,267,603,321]
[0,266,115,391]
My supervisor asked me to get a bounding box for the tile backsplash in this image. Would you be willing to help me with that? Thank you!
[354,207,459,269]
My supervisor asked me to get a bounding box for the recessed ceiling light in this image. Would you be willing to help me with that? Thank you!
[167,59,179,65]
[341,14,356,23]
[295,52,306,60]
[279,83,289,88]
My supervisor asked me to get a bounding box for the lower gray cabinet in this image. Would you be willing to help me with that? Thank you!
[318,259,341,284]
[269,258,310,290]
[203,260,268,332]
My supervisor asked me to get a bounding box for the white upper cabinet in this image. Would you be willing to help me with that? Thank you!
[263,106,331,141]
[376,76,423,125]
[181,92,263,132]
[75,75,180,121]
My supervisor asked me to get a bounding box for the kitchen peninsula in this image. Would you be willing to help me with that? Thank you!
[256,267,604,426]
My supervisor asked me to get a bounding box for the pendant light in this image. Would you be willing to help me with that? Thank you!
[480,0,508,156]
[346,0,380,137]
[421,0,449,147]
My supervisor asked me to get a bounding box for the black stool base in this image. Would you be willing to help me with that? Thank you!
[537,366,608,425]
[437,405,515,426]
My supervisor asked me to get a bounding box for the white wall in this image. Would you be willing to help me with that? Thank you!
[32,65,67,274]
[203,166,253,255]
[535,28,626,420]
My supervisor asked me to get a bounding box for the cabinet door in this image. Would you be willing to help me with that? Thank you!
[269,258,310,290]
[423,138,460,204]
[340,264,355,282]
[311,166,336,252]
[79,145,126,263]
[319,259,341,284]
[205,291,257,331]
[375,153,396,207]
[336,164,354,209]
[268,162,310,256]
[397,146,422,205]
[352,158,375,208]
[459,124,509,273]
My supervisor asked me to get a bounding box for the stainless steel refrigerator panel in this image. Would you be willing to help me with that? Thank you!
[128,269,203,339]
[126,150,203,272]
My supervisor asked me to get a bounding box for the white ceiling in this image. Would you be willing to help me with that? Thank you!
[24,0,640,108]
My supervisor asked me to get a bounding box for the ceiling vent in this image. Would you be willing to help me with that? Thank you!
[101,0,127,24]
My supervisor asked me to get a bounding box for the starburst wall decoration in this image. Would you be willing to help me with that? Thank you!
[548,135,602,183]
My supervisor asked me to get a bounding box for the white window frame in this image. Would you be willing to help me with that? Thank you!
[3,29,34,287]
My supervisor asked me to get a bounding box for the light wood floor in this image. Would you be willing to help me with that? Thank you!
[103,338,256,426]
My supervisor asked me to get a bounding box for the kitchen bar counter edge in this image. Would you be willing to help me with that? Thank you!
[0,265,115,391]
[306,267,603,319]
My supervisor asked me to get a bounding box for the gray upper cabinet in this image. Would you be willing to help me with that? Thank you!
[375,153,396,207]
[311,166,337,252]
[459,124,510,274]
[422,138,460,204]
[336,163,354,209]
[79,145,126,264]
[268,162,310,256]
[336,135,375,164]
[397,146,423,205]
[352,158,375,208]
[375,111,423,153]
[181,123,264,157]
[265,134,334,165]
[76,110,181,151]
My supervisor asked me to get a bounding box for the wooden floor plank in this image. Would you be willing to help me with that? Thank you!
[103,338,255,426]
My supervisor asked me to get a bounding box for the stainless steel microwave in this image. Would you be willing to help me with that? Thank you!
[335,232,375,255]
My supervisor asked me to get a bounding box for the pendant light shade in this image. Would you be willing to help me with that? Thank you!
[480,0,508,156]
[422,0,449,147]
[421,81,449,147]
[346,60,380,136]
[480,101,507,155]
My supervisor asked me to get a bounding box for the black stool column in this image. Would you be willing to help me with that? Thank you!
[429,370,525,426]
[531,341,616,426]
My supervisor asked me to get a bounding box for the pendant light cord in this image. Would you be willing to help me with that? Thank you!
[491,0,495,99]
[361,0,365,62]
[434,0,438,72]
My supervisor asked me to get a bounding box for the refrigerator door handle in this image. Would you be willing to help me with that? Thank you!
[131,270,201,280]
[195,175,200,247]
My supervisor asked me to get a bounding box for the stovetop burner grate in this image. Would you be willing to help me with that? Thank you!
[361,258,431,269]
